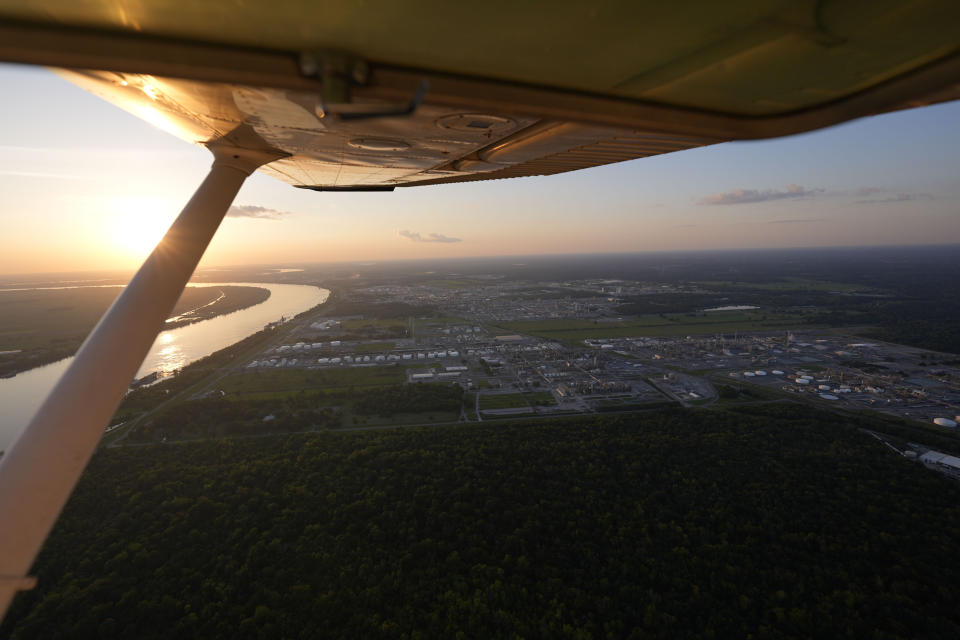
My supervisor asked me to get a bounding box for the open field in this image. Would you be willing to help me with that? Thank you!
[420,316,468,324]
[479,393,532,410]
[218,366,406,397]
[497,311,810,341]
[526,391,558,406]
[695,277,869,293]
[341,317,408,330]
[0,285,268,377]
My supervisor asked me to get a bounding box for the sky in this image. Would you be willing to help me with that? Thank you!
[0,62,958,274]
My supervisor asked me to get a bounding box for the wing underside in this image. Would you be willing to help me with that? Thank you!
[1,1,958,187]
[60,69,716,189]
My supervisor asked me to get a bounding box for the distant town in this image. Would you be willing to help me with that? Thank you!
[248,278,960,426]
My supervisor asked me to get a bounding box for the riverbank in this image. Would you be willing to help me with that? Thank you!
[0,283,329,452]
[0,285,269,377]
[163,286,269,329]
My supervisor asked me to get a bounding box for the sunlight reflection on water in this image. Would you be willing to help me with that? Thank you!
[0,283,328,451]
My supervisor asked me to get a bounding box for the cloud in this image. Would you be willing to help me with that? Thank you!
[399,229,462,243]
[768,218,826,224]
[855,192,933,205]
[227,204,292,219]
[699,184,823,205]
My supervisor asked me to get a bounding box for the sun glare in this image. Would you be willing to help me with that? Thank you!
[106,196,179,259]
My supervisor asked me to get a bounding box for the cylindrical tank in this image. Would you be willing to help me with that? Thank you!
[933,417,958,428]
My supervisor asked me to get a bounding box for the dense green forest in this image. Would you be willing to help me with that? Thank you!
[354,384,463,417]
[4,405,960,639]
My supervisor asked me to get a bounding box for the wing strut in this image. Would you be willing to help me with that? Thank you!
[0,144,282,619]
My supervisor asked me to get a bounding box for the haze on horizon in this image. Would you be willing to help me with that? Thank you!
[1,62,958,275]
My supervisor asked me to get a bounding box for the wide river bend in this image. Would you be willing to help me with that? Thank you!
[0,282,328,451]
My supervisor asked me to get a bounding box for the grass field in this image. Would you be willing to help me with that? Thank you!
[420,316,468,324]
[497,311,810,341]
[219,366,405,396]
[341,318,408,330]
[527,391,558,406]
[695,277,868,293]
[479,393,532,410]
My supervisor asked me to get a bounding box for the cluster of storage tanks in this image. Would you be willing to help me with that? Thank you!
[272,341,341,353]
[731,369,857,401]
[248,348,462,369]
[738,370,786,378]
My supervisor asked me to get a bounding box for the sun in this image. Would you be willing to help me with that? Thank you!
[106,196,180,260]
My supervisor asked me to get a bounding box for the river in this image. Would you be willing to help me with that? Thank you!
[0,282,328,452]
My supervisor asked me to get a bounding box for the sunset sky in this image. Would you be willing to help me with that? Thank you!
[1,61,958,275]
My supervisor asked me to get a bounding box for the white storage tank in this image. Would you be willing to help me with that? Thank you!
[933,417,958,428]
[772,370,785,375]
[796,379,810,385]
[743,372,755,377]
[819,394,839,400]
[754,370,767,376]
[818,384,831,391]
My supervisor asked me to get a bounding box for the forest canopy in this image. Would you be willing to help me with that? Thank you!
[4,405,960,639]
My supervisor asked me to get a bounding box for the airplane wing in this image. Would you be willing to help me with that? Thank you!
[1,0,959,622]
[1,0,959,188]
